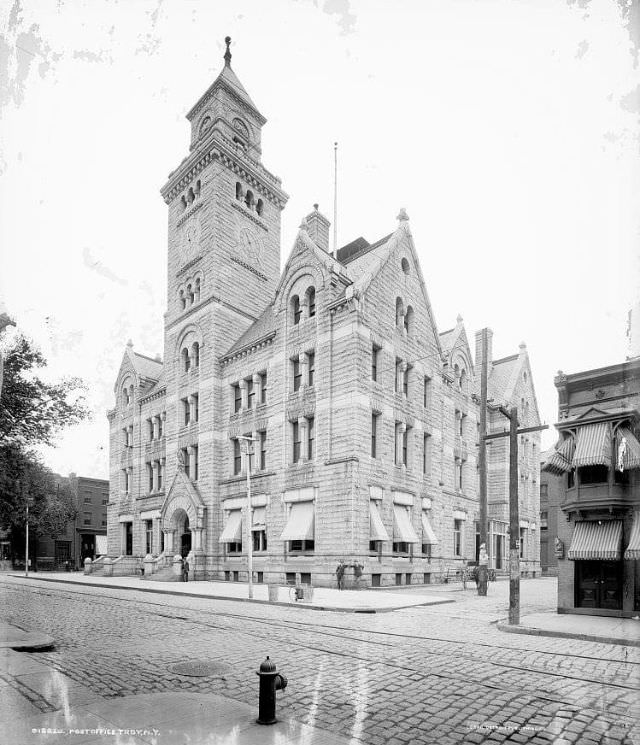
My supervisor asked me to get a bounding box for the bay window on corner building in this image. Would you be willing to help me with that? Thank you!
[543,358,640,617]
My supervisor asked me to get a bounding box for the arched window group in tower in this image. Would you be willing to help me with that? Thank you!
[177,274,203,311]
[181,341,200,373]
[235,182,264,217]
[180,180,202,211]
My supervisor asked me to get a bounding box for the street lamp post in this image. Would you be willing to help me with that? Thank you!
[238,436,257,600]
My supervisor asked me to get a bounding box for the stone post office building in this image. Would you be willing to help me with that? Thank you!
[106,43,542,586]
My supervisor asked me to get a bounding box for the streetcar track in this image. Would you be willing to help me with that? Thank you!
[2,578,639,701]
[1,579,638,731]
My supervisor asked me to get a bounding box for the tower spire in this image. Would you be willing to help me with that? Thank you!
[224,36,232,67]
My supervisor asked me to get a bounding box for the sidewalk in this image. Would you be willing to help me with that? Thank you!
[10,572,455,613]
[0,623,349,744]
[498,611,640,647]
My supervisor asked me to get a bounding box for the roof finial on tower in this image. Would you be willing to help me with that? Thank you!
[224,36,232,67]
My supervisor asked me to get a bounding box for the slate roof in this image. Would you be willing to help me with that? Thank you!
[339,234,394,285]
[132,352,163,382]
[487,354,520,404]
[224,304,276,357]
[439,328,457,354]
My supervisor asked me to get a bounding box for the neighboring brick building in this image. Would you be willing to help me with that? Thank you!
[539,452,563,576]
[33,474,108,570]
[107,42,541,586]
[543,358,640,616]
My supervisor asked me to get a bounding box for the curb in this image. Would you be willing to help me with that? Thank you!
[496,620,640,648]
[13,575,454,614]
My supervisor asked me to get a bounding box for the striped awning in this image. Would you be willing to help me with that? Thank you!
[252,507,266,529]
[567,520,622,561]
[616,428,640,471]
[542,438,575,475]
[573,423,612,468]
[421,513,439,545]
[393,504,419,543]
[624,512,640,560]
[370,501,390,541]
[220,510,242,543]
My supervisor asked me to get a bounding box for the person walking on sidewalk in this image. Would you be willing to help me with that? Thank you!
[336,561,345,590]
[182,558,190,583]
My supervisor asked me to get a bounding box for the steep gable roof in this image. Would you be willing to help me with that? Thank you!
[488,354,519,403]
[223,304,276,358]
[132,351,163,382]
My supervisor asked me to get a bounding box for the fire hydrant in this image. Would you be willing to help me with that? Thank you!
[256,655,287,725]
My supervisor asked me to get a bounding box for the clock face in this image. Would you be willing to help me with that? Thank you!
[180,217,201,264]
[237,227,264,268]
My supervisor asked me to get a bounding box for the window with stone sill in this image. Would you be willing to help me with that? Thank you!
[252,530,267,552]
[227,541,242,553]
[392,542,410,556]
[369,540,382,553]
[233,384,242,413]
[288,540,314,553]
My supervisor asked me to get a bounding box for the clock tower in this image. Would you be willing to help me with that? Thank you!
[157,39,288,563]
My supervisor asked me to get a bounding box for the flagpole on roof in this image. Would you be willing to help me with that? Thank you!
[333,141,338,257]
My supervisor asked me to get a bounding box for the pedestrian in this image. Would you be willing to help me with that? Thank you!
[336,561,345,590]
[182,557,190,583]
[353,561,363,589]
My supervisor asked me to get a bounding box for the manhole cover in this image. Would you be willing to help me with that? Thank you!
[169,661,229,677]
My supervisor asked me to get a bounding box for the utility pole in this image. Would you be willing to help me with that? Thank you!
[485,409,547,625]
[477,329,489,596]
[238,436,256,600]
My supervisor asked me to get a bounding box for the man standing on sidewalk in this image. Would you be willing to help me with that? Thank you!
[182,557,190,583]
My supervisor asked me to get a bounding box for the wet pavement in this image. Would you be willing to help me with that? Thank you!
[0,575,638,744]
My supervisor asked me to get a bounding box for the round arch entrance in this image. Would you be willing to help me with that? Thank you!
[173,508,192,558]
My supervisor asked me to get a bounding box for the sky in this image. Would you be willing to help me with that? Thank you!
[1,0,639,479]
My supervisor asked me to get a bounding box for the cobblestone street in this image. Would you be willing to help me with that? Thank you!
[1,576,638,744]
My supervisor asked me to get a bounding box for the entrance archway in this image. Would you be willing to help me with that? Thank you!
[173,509,191,558]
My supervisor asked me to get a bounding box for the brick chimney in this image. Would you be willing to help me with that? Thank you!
[305,204,331,253]
[475,328,493,371]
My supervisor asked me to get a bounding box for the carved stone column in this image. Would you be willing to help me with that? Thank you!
[239,379,248,409]
[298,417,308,461]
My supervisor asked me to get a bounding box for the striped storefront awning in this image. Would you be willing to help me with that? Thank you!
[624,512,640,560]
[567,520,622,561]
[370,501,390,542]
[573,423,612,468]
[542,437,575,475]
[616,428,640,471]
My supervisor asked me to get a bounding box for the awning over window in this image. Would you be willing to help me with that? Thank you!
[421,513,439,545]
[280,501,314,541]
[252,507,266,529]
[541,437,575,475]
[370,501,390,541]
[616,428,640,471]
[624,512,640,560]
[567,520,622,561]
[393,504,419,543]
[573,423,612,468]
[220,510,242,543]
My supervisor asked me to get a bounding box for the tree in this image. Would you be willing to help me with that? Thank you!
[0,446,77,556]
[0,334,91,448]
[0,333,90,561]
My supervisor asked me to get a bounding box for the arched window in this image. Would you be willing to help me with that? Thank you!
[236,182,243,201]
[181,195,187,211]
[459,368,467,392]
[182,348,190,373]
[244,190,254,210]
[187,187,195,204]
[199,116,211,137]
[292,295,301,325]
[395,298,404,327]
[187,284,194,304]
[401,257,410,274]
[194,278,201,303]
[195,180,201,198]
[256,198,264,216]
[128,384,134,404]
[179,290,186,310]
[307,287,316,318]
[404,305,414,334]
[191,342,200,368]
